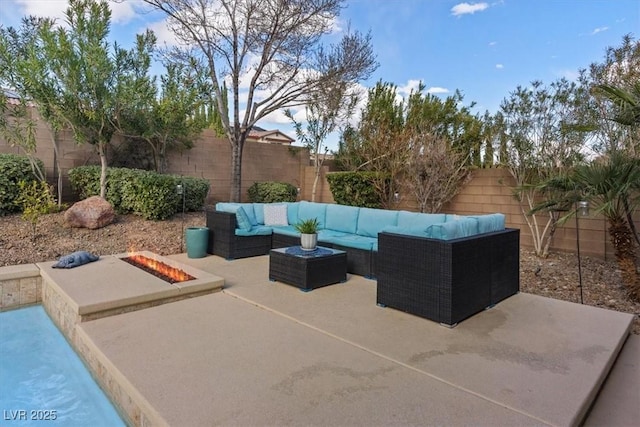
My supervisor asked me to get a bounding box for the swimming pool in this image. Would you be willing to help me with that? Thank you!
[0,306,125,426]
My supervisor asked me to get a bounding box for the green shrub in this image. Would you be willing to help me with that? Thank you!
[69,166,210,220]
[0,153,44,215]
[247,181,298,203]
[15,180,60,237]
[326,171,384,208]
[174,175,211,212]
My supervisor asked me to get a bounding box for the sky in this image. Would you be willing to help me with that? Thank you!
[1,0,638,151]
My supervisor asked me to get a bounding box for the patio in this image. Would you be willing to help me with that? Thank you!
[42,253,636,426]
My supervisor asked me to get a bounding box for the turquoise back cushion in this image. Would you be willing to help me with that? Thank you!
[397,211,446,229]
[297,201,327,228]
[235,206,253,230]
[216,202,239,213]
[426,217,479,240]
[252,203,265,225]
[325,204,360,233]
[469,213,506,233]
[356,208,398,238]
[284,202,299,225]
[215,202,258,227]
[237,203,258,226]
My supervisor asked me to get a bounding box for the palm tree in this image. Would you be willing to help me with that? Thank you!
[535,152,640,301]
[593,82,640,126]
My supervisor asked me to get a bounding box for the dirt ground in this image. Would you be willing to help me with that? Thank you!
[1,210,638,334]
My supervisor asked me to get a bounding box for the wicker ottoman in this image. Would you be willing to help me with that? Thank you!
[269,246,347,291]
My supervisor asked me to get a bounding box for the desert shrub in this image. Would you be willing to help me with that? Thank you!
[0,153,44,215]
[247,181,298,202]
[15,180,61,238]
[69,166,210,220]
[326,172,384,208]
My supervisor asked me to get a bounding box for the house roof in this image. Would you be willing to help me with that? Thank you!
[2,88,25,106]
[247,127,295,144]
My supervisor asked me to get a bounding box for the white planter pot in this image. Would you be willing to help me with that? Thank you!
[300,233,317,251]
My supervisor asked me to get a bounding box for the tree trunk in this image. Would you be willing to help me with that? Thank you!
[49,130,63,206]
[311,168,320,202]
[229,137,245,202]
[98,141,107,199]
[608,218,640,301]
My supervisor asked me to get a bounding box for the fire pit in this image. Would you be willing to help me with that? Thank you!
[122,254,195,283]
[38,251,225,327]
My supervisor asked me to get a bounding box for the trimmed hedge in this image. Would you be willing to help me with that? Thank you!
[326,171,384,208]
[68,166,210,220]
[247,181,298,203]
[0,153,44,216]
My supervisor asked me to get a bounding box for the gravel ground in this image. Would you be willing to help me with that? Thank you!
[2,211,638,334]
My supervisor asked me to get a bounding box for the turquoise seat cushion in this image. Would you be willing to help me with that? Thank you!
[235,225,273,236]
[324,234,376,251]
[297,201,327,228]
[317,229,349,242]
[271,225,299,237]
[426,217,479,240]
[325,204,360,234]
[356,208,398,238]
[284,202,299,225]
[469,213,505,233]
[397,211,446,229]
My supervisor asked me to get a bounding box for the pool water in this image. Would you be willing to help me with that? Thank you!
[0,306,125,426]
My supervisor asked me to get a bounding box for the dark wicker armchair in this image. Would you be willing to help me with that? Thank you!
[206,209,271,259]
[376,228,520,326]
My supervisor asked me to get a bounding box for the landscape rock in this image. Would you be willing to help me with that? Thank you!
[64,196,115,229]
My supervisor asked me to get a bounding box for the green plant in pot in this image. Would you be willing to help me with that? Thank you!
[294,217,319,250]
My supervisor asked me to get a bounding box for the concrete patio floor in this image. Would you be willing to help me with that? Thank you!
[74,253,636,426]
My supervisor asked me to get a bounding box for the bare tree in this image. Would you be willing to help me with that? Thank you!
[401,133,470,213]
[141,0,377,201]
[285,79,362,202]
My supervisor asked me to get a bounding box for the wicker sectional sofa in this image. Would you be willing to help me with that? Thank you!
[206,201,520,325]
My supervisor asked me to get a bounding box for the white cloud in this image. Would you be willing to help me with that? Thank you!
[15,0,67,23]
[451,2,489,16]
[495,63,504,69]
[489,41,497,46]
[591,26,609,35]
[397,79,423,96]
[145,19,180,46]
[13,0,139,24]
[426,87,449,94]
[110,0,143,24]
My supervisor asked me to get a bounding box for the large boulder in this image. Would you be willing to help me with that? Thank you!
[65,196,115,229]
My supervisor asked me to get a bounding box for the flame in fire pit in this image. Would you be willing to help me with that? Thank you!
[123,254,195,283]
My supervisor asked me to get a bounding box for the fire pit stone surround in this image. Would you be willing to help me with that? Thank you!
[38,251,224,345]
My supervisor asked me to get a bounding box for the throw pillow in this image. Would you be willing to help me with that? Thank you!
[52,251,99,268]
[235,206,253,230]
[264,204,288,226]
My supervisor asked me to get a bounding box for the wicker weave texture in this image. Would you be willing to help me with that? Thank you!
[376,229,520,326]
[206,209,271,259]
[269,248,347,290]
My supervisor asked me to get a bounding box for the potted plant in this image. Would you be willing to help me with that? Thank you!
[294,217,319,250]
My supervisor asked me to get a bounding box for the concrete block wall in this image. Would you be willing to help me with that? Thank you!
[312,167,629,261]
[1,108,633,261]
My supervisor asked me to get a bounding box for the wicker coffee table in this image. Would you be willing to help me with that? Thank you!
[269,246,347,291]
